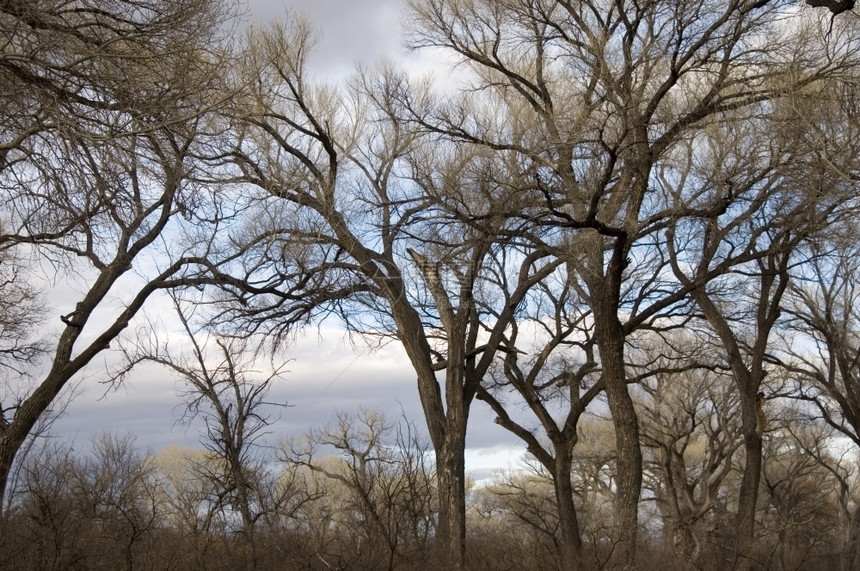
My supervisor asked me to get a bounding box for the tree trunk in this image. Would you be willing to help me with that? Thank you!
[553,451,583,570]
[582,236,641,567]
[0,436,17,519]
[434,431,467,569]
[236,484,258,571]
[595,297,642,566]
[392,302,471,570]
[605,371,642,565]
[691,289,773,569]
[0,367,70,518]
[733,392,764,570]
[842,505,860,571]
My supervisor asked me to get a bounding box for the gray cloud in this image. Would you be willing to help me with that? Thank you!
[49,326,526,479]
[248,0,407,78]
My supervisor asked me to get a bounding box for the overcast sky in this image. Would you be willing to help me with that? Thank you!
[248,0,409,78]
[47,0,526,483]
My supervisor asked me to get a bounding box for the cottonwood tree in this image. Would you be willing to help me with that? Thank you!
[473,467,566,570]
[781,233,860,438]
[1,440,82,569]
[759,406,848,569]
[403,0,848,563]
[74,433,163,571]
[475,267,709,568]
[776,407,860,571]
[470,417,619,569]
[150,445,226,568]
[778,227,860,569]
[220,23,558,568]
[664,20,860,564]
[773,56,860,445]
[664,123,836,566]
[760,42,860,570]
[0,0,238,514]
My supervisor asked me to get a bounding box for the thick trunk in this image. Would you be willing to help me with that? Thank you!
[236,487,257,570]
[435,435,467,569]
[584,236,641,567]
[553,451,582,570]
[596,305,642,565]
[733,397,763,569]
[606,382,642,564]
[652,493,678,553]
[0,273,133,519]
[842,506,860,571]
[692,290,770,568]
[0,368,70,518]
[391,300,470,570]
[735,437,762,539]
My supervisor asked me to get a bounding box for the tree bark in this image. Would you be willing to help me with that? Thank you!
[434,432,468,569]
[0,365,71,516]
[692,290,770,569]
[591,247,642,566]
[599,332,643,565]
[391,300,472,569]
[843,505,860,571]
[734,391,764,568]
[553,451,583,570]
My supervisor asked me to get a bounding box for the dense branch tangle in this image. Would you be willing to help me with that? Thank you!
[2,1,859,569]
[0,0,239,519]
[223,20,575,568]
[403,0,859,565]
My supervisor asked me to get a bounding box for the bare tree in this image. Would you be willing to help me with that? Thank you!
[2,433,162,570]
[768,411,845,568]
[781,235,860,438]
[473,261,601,569]
[470,416,619,569]
[777,228,860,569]
[402,0,852,564]
[473,466,566,570]
[665,129,823,567]
[636,361,743,567]
[285,409,435,570]
[773,60,860,445]
[0,0,239,513]
[150,445,225,568]
[77,433,163,571]
[217,22,559,568]
[663,20,860,565]
[119,293,291,570]
[1,439,83,569]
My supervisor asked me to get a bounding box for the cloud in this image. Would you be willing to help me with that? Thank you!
[466,445,530,485]
[48,321,530,480]
[249,0,405,79]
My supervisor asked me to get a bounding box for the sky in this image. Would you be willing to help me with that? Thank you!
[46,0,528,483]
[248,0,410,78]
